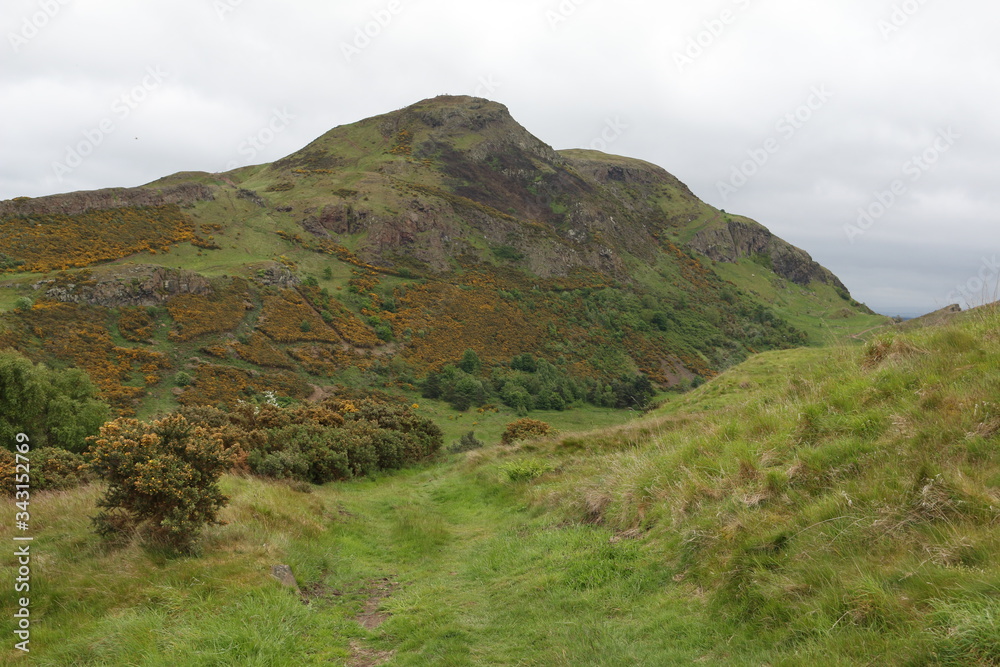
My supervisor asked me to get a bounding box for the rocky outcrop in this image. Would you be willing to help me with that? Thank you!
[0,182,215,219]
[404,96,562,164]
[690,218,847,289]
[249,262,300,288]
[34,264,212,307]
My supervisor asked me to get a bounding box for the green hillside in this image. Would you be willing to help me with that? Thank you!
[2,303,998,665]
[0,96,886,420]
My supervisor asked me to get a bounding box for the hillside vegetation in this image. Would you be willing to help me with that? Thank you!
[0,96,886,419]
[3,304,997,665]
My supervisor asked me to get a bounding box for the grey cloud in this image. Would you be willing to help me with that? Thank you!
[2,0,997,317]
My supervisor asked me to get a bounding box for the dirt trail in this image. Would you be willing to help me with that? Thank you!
[348,577,400,667]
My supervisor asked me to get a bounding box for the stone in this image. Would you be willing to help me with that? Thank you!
[271,564,300,593]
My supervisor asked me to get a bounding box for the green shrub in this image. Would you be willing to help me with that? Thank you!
[88,414,233,552]
[501,418,553,444]
[450,431,485,454]
[187,397,443,485]
[173,371,194,387]
[32,447,90,491]
[13,296,33,312]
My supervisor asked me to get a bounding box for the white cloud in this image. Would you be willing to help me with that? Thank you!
[1,0,997,316]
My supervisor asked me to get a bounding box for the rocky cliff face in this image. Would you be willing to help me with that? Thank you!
[0,182,214,218]
[690,218,847,290]
[34,265,213,307]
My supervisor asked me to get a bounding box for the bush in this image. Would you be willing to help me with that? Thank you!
[450,431,485,454]
[87,414,233,552]
[32,447,90,491]
[174,371,194,387]
[13,297,33,312]
[181,397,443,486]
[501,418,553,444]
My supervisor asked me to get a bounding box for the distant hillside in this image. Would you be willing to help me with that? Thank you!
[0,96,886,416]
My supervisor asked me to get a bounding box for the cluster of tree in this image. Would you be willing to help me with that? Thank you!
[0,350,109,452]
[421,351,655,413]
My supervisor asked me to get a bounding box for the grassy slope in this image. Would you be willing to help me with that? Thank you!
[712,258,889,343]
[4,307,1000,665]
[486,305,1000,664]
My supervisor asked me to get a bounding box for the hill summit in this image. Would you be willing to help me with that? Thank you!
[0,96,886,416]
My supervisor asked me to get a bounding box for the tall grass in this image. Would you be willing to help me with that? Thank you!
[476,306,1000,663]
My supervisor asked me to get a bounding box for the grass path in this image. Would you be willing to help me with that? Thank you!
[295,463,732,665]
[4,457,747,666]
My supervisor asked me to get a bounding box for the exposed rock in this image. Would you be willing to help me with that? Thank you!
[270,564,300,594]
[690,218,847,289]
[0,182,214,219]
[300,204,369,237]
[249,262,301,288]
[34,264,212,307]
[237,189,266,208]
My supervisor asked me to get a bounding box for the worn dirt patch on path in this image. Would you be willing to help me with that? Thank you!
[356,577,399,630]
[347,640,395,667]
[346,577,400,666]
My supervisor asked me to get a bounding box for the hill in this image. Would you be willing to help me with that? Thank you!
[0,96,886,418]
[3,301,997,664]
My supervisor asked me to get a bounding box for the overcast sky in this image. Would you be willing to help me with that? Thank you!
[2,0,997,316]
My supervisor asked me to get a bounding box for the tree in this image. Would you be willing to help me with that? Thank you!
[611,373,655,409]
[510,353,538,373]
[450,376,486,411]
[0,351,109,452]
[459,349,482,374]
[421,370,443,399]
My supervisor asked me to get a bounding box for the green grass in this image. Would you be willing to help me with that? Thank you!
[403,391,643,448]
[712,258,890,344]
[480,304,1000,664]
[1,455,731,665]
[6,307,1000,664]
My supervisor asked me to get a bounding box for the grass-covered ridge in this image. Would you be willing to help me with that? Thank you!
[481,304,1000,663]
